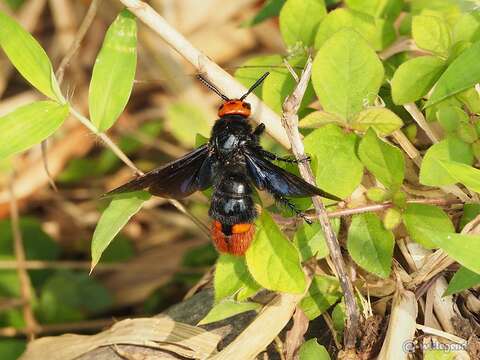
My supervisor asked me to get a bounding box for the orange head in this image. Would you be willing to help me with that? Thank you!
[218,100,251,118]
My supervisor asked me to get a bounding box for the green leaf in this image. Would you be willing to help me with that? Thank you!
[0,339,26,360]
[436,105,468,133]
[403,204,454,249]
[424,349,455,360]
[383,208,402,230]
[415,229,480,275]
[91,191,150,271]
[347,213,394,278]
[453,10,480,44]
[0,101,69,159]
[459,203,480,229]
[314,9,377,50]
[279,0,326,47]
[419,137,480,192]
[412,14,452,56]
[244,0,286,27]
[445,266,480,296]
[345,0,404,20]
[304,124,364,198]
[299,339,331,360]
[300,275,342,320]
[332,302,346,333]
[391,56,446,105]
[358,128,405,190]
[299,111,345,128]
[351,107,404,135]
[165,102,211,147]
[198,300,261,325]
[0,11,61,100]
[245,211,306,294]
[37,270,112,324]
[456,87,480,113]
[89,10,137,131]
[214,254,260,302]
[426,41,480,107]
[293,219,340,261]
[312,29,384,121]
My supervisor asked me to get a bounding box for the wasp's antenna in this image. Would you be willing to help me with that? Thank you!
[240,72,270,101]
[196,74,230,101]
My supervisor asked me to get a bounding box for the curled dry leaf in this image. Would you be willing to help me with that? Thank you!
[20,317,221,360]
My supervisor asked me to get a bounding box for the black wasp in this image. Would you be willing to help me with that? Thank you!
[106,72,341,255]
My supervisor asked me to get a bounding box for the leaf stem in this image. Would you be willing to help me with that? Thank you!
[69,106,143,176]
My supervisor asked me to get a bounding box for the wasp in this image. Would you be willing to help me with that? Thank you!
[106,73,341,255]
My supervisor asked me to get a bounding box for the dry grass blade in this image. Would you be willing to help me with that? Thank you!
[377,280,418,360]
[210,292,307,360]
[20,317,221,360]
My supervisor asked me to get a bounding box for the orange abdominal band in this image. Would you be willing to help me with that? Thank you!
[211,221,255,256]
[218,100,251,118]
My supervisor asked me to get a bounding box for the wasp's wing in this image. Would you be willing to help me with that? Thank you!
[244,149,341,201]
[105,145,213,199]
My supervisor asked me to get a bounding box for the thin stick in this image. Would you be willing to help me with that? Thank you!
[8,175,38,340]
[280,57,359,351]
[55,0,101,84]
[403,103,440,143]
[69,107,143,176]
[117,0,291,149]
[323,197,461,219]
[378,38,418,60]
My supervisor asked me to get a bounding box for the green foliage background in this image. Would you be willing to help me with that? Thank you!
[1,0,480,358]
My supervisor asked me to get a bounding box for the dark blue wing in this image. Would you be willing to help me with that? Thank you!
[244,149,341,201]
[105,145,213,199]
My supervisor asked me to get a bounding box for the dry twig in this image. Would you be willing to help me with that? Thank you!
[280,57,360,352]
[117,0,291,149]
[8,175,38,340]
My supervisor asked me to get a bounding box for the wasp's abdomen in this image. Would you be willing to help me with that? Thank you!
[209,173,257,255]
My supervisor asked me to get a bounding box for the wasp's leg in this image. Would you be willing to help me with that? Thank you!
[277,195,312,225]
[253,123,266,136]
[259,149,310,164]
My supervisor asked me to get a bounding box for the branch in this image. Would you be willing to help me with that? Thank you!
[280,57,360,351]
[55,0,101,84]
[117,0,291,149]
[8,175,38,340]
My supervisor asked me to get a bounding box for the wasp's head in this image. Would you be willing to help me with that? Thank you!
[197,72,270,119]
[218,100,251,118]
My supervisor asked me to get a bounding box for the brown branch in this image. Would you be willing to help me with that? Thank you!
[55,0,101,84]
[117,0,292,149]
[280,57,360,352]
[8,175,38,340]
[323,197,461,219]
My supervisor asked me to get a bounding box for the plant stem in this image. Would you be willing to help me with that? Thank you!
[280,57,360,351]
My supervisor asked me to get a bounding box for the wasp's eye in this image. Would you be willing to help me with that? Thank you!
[242,103,251,109]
